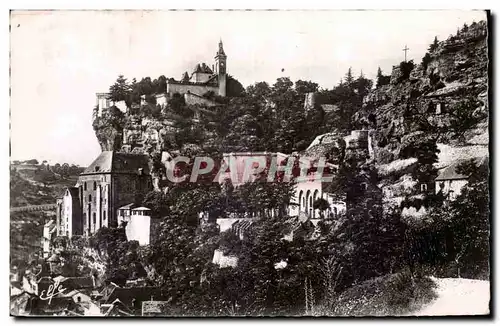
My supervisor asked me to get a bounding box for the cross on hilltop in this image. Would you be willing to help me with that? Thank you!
[402,45,410,62]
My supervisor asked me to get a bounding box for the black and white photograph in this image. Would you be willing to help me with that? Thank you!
[9,9,491,317]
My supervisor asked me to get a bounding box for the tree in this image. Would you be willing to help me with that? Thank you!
[344,67,354,85]
[137,77,155,96]
[108,75,131,104]
[376,67,391,88]
[61,163,70,177]
[34,167,57,187]
[421,52,432,73]
[231,215,305,315]
[461,23,469,33]
[226,75,245,97]
[221,114,261,152]
[428,36,439,52]
[143,190,170,218]
[398,60,415,81]
[89,227,146,286]
[353,74,373,98]
[155,75,168,94]
[313,198,330,218]
[295,80,319,96]
[449,96,487,141]
[400,135,440,184]
[168,93,187,117]
[448,159,489,278]
[128,77,141,104]
[52,163,61,174]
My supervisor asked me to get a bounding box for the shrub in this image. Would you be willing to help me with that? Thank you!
[398,60,415,82]
[421,53,432,73]
[326,272,437,316]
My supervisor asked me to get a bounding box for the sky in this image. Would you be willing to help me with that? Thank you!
[10,10,487,166]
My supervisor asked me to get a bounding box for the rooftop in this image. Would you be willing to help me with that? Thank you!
[118,203,136,210]
[132,207,151,211]
[81,151,150,176]
[435,157,487,181]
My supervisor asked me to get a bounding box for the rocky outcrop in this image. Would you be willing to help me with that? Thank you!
[356,20,489,215]
[358,20,488,164]
[92,107,124,152]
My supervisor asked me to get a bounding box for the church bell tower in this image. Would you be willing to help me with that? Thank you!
[215,39,227,97]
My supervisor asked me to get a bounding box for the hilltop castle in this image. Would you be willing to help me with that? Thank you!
[96,40,228,114]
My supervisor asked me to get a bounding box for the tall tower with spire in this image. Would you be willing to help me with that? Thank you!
[215,39,227,97]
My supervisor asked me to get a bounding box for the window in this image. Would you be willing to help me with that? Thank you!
[84,182,87,191]
[93,182,97,190]
[421,183,428,192]
[92,213,96,224]
[88,194,92,202]
[77,296,82,303]
[103,211,106,220]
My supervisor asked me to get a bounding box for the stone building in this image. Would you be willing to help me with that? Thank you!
[434,157,488,201]
[96,40,227,114]
[55,151,152,237]
[56,187,82,237]
[117,204,153,245]
[166,39,227,98]
[42,220,57,258]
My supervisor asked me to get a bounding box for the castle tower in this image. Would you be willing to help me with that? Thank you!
[215,39,227,97]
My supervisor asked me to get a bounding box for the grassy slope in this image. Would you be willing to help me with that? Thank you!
[314,272,437,316]
[10,167,80,263]
[10,168,78,207]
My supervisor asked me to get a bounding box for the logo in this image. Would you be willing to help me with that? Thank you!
[161,154,336,184]
[39,279,67,305]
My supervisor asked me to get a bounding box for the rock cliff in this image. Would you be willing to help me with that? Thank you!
[356,20,488,165]
[354,20,489,215]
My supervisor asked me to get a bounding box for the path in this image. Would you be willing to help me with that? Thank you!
[412,277,490,316]
[10,203,57,213]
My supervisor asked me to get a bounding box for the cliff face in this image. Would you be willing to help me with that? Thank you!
[353,20,489,216]
[93,106,181,155]
[357,20,488,165]
[93,106,125,152]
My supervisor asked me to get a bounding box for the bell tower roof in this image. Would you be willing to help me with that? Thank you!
[216,39,226,57]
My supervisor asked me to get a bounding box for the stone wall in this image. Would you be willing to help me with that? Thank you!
[166,82,218,97]
[184,93,218,107]
[125,213,151,246]
[190,72,212,83]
